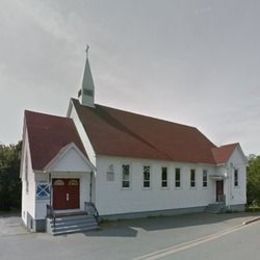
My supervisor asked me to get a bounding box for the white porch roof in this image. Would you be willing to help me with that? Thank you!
[210,174,226,180]
[44,142,95,173]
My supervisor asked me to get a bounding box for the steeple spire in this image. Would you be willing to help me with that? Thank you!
[78,45,95,107]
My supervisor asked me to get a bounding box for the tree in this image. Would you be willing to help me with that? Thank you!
[247,155,260,205]
[0,141,22,210]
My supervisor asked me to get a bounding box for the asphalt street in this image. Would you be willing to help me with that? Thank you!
[161,220,260,260]
[0,212,259,260]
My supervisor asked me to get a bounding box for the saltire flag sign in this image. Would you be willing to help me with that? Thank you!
[36,183,50,200]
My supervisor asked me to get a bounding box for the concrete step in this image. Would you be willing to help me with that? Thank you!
[206,203,226,213]
[49,216,96,225]
[52,226,99,236]
[53,214,91,222]
[49,218,97,228]
[47,214,99,235]
[53,223,98,232]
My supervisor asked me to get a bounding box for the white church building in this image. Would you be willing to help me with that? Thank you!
[20,51,247,234]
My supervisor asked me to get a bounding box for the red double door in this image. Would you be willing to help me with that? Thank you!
[52,179,80,210]
[216,180,224,202]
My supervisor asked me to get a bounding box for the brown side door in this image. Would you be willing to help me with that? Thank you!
[216,180,224,202]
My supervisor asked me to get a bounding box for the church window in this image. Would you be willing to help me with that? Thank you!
[203,170,208,187]
[122,164,130,188]
[234,169,239,187]
[190,169,196,187]
[161,167,168,187]
[175,168,181,187]
[143,166,151,188]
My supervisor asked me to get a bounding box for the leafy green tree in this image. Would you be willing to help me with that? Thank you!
[0,141,22,210]
[247,155,260,205]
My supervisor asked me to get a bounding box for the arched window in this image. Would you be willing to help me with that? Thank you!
[53,179,65,186]
[68,180,79,186]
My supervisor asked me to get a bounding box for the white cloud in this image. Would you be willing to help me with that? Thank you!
[0,0,260,155]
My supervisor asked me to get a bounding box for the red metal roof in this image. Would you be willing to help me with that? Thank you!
[212,143,238,164]
[72,99,236,165]
[24,101,239,169]
[25,110,87,170]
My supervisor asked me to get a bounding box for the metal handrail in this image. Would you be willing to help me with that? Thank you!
[84,202,101,223]
[46,204,56,227]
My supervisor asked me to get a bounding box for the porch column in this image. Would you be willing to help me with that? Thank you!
[48,172,52,207]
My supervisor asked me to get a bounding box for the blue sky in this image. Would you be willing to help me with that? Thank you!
[0,0,260,155]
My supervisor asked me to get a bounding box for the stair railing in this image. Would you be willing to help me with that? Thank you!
[46,204,56,227]
[84,202,101,223]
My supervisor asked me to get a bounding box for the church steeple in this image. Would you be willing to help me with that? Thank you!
[78,46,95,107]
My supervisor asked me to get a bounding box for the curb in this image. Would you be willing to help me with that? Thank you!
[243,217,260,225]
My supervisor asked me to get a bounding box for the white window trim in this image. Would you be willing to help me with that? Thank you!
[234,169,239,188]
[174,167,182,189]
[142,165,152,190]
[121,163,131,190]
[202,169,208,189]
[190,169,196,189]
[161,166,169,190]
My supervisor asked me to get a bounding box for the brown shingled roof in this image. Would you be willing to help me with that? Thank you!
[25,110,87,170]
[212,143,238,164]
[72,98,229,164]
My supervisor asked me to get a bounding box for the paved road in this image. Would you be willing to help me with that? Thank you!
[160,220,260,260]
[0,214,28,236]
[0,212,259,260]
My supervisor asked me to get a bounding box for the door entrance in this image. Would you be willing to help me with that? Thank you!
[216,180,224,202]
[52,179,80,210]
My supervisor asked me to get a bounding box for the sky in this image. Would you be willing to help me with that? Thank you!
[0,0,260,155]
